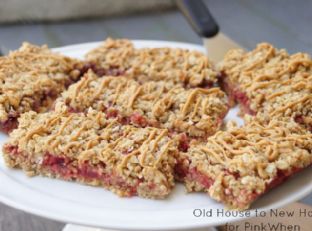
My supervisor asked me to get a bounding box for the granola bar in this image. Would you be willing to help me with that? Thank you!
[57,70,229,141]
[85,38,218,88]
[218,43,311,131]
[0,42,83,133]
[176,118,312,209]
[3,104,177,199]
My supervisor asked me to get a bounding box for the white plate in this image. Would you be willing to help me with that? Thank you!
[0,40,311,231]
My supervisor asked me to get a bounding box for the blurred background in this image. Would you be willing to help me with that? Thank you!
[0,0,311,230]
[0,0,312,54]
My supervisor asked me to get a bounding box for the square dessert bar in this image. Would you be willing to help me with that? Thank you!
[3,105,178,199]
[0,42,83,133]
[57,70,229,141]
[85,38,218,88]
[176,118,312,210]
[218,43,311,131]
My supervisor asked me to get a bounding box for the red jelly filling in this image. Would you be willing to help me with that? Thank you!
[5,149,139,196]
[294,115,312,132]
[0,117,18,133]
[218,74,256,115]
[265,167,305,193]
[174,157,189,180]
[105,108,119,119]
[42,154,78,180]
[3,144,19,156]
[234,167,308,208]
[0,110,20,133]
[188,167,215,189]
[232,90,255,115]
[178,133,189,152]
[129,112,148,127]
[79,62,125,77]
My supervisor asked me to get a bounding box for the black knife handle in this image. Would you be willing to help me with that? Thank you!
[177,0,219,38]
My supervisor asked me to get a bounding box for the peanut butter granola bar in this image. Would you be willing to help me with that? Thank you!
[57,70,229,143]
[0,42,83,133]
[218,43,312,131]
[85,38,217,88]
[3,39,311,210]
[3,104,177,199]
[176,118,312,210]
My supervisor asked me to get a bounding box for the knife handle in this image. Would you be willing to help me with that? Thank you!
[176,0,219,38]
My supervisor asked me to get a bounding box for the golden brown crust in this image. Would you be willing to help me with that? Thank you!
[57,70,228,137]
[86,38,217,87]
[183,117,312,209]
[0,42,82,124]
[3,104,177,199]
[218,43,312,129]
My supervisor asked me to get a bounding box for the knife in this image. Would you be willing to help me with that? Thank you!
[176,0,243,62]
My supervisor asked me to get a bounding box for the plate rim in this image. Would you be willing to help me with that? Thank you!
[1,167,312,230]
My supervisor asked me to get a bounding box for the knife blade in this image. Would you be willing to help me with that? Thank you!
[177,0,243,62]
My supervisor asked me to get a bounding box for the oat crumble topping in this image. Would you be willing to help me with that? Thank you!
[57,70,228,137]
[1,40,311,209]
[218,43,311,129]
[3,104,177,198]
[86,38,217,87]
[0,42,82,128]
[182,117,312,209]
